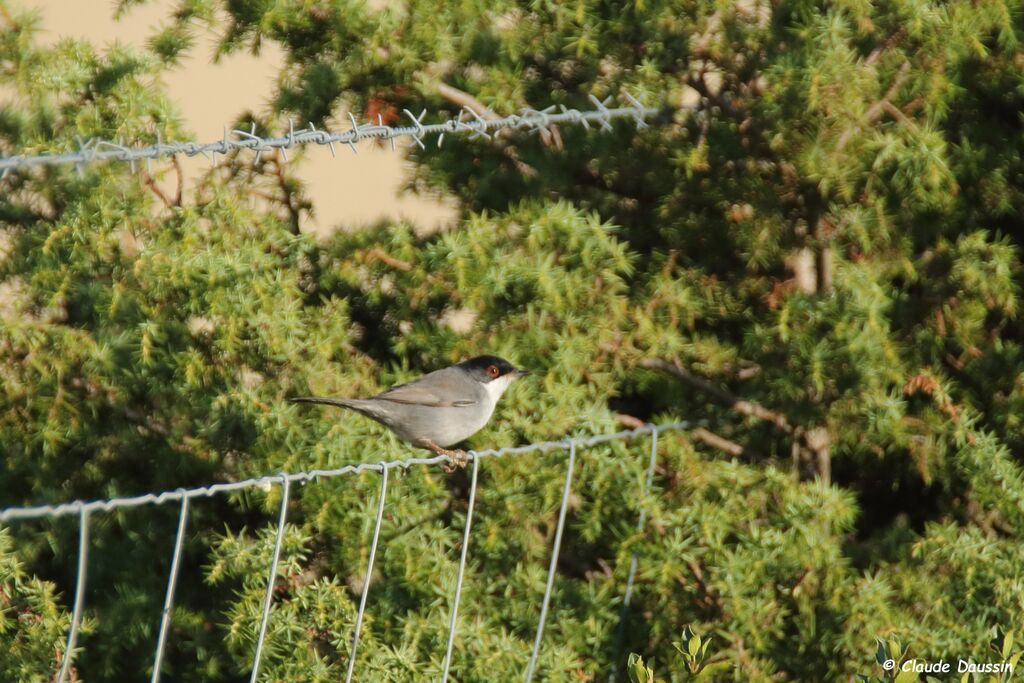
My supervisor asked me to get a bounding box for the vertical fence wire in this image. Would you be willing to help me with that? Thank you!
[344,463,390,683]
[151,496,190,683]
[524,440,577,683]
[249,475,291,683]
[440,453,481,682]
[56,507,90,683]
[609,428,659,681]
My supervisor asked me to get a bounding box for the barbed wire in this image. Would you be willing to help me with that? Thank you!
[1,420,688,682]
[0,94,664,176]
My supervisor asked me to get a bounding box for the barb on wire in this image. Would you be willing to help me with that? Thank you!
[0,94,663,173]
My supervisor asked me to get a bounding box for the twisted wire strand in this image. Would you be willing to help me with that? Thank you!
[0,95,663,175]
[0,422,688,523]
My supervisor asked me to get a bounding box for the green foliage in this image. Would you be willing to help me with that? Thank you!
[3,0,1024,680]
[627,625,726,681]
[0,529,72,683]
[627,652,657,683]
[207,523,365,682]
[673,625,714,677]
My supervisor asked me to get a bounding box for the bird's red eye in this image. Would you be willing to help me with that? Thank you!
[488,365,500,378]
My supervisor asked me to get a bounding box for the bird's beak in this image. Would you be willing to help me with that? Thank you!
[513,368,530,378]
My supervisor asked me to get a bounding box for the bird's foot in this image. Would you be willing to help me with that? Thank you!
[444,449,470,472]
[421,440,470,472]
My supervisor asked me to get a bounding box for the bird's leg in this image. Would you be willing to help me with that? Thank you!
[420,439,470,472]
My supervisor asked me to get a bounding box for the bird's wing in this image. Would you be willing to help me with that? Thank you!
[374,370,478,408]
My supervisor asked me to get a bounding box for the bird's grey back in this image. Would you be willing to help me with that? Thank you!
[373,366,483,406]
[368,367,492,446]
[292,366,497,447]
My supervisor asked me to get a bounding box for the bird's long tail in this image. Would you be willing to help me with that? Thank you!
[288,397,388,424]
[288,396,361,410]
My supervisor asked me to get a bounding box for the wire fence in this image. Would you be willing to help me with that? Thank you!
[0,421,688,683]
[0,94,666,176]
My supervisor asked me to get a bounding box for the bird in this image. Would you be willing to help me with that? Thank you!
[289,355,529,468]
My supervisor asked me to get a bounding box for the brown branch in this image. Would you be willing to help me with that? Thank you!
[436,83,499,122]
[864,28,907,67]
[615,413,645,429]
[435,81,550,160]
[642,358,831,481]
[789,566,813,596]
[640,358,793,433]
[815,62,911,303]
[734,363,761,380]
[681,558,723,613]
[881,100,913,127]
[881,60,912,103]
[691,11,723,58]
[815,217,833,295]
[836,60,911,152]
[803,426,831,484]
[683,70,779,166]
[619,414,749,459]
[121,406,169,438]
[692,427,745,457]
[365,247,412,272]
[252,190,284,203]
[140,170,176,209]
[170,155,184,206]
[139,154,185,209]
[271,154,302,235]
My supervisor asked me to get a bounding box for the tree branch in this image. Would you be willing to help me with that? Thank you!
[680,558,723,613]
[271,153,303,235]
[170,155,184,206]
[619,414,748,458]
[864,28,907,67]
[640,358,793,433]
[642,358,831,482]
[365,247,412,271]
[836,60,911,152]
[693,427,745,457]
[140,170,176,209]
[434,81,550,163]
[615,413,645,429]
[815,217,833,294]
[436,83,499,122]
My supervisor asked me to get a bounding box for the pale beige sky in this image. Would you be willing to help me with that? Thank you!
[26,0,456,236]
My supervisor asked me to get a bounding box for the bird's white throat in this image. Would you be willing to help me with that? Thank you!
[483,374,516,407]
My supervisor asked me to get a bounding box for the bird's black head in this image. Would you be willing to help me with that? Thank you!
[457,355,529,383]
